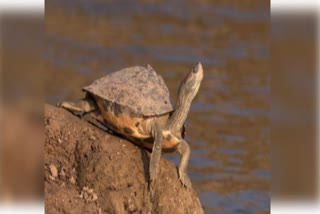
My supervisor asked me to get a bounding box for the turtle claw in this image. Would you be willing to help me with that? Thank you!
[179,171,192,189]
[149,160,159,191]
[148,170,158,195]
[149,168,157,183]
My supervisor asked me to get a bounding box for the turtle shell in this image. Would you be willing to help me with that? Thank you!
[83,65,173,116]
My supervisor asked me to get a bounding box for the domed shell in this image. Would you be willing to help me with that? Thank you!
[83,65,173,116]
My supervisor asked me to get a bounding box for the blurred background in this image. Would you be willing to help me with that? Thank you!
[272,13,318,201]
[0,0,319,214]
[0,13,44,201]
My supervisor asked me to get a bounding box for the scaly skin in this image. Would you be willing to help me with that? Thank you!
[166,62,204,188]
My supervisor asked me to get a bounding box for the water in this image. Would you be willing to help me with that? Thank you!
[46,1,270,213]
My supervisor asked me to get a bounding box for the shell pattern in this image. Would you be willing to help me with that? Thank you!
[83,65,173,116]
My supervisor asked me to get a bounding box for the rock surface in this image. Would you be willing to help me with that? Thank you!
[45,104,204,214]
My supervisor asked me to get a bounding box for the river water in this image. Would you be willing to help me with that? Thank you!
[46,0,270,213]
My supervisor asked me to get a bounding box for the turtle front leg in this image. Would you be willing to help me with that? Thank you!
[177,140,192,188]
[57,99,96,114]
[149,122,163,183]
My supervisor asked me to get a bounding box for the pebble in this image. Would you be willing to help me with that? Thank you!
[69,176,76,184]
[49,164,58,178]
[91,193,98,201]
[127,198,137,212]
[80,186,98,202]
[60,168,66,177]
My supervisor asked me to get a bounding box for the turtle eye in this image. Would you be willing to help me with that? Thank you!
[192,67,198,73]
[192,62,201,73]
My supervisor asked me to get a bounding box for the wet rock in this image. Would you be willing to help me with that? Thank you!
[45,104,203,214]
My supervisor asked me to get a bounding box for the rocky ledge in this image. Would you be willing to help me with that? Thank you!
[44,104,203,213]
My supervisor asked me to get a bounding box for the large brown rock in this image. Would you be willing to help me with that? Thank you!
[44,104,203,214]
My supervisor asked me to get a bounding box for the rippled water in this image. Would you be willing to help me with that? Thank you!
[46,0,270,213]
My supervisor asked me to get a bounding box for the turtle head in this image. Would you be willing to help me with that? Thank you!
[178,62,204,101]
[167,62,203,134]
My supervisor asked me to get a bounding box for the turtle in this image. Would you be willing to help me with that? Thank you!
[58,62,203,188]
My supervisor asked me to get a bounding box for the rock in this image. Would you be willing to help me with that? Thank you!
[44,104,203,214]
